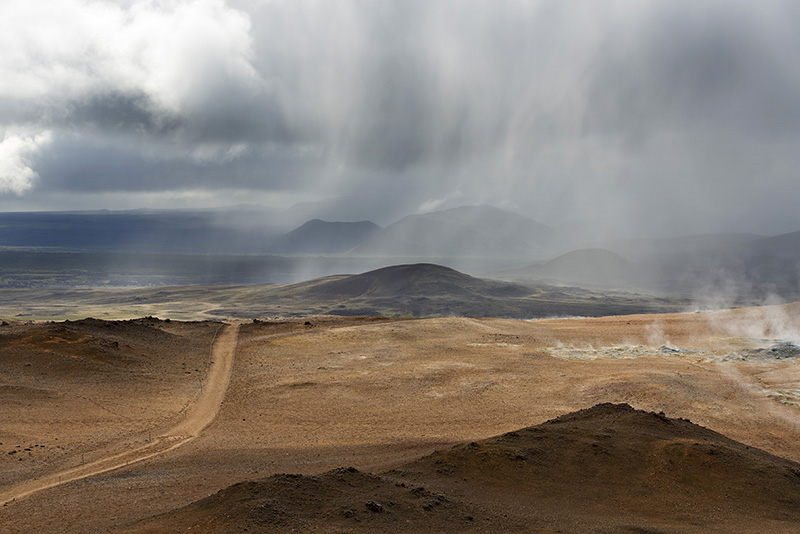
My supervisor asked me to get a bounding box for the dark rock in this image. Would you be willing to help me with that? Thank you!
[365,501,383,513]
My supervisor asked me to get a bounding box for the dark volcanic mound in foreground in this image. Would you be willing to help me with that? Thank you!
[397,403,800,523]
[119,467,523,533]
[119,404,800,533]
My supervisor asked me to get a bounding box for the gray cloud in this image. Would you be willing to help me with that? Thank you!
[584,1,800,141]
[1,0,799,235]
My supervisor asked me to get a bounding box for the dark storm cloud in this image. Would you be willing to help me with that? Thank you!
[5,75,293,146]
[68,93,181,135]
[584,1,800,141]
[66,90,292,147]
[34,134,317,193]
[1,0,799,234]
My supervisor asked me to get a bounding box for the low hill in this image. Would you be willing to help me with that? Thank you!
[398,403,800,525]
[271,219,381,254]
[120,403,800,533]
[598,232,764,261]
[294,263,531,299]
[635,232,800,298]
[746,230,800,258]
[349,205,553,258]
[214,263,682,318]
[496,231,800,300]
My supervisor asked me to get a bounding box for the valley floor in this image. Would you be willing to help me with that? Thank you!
[1,306,799,532]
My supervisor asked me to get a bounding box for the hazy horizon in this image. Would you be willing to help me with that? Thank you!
[2,1,800,239]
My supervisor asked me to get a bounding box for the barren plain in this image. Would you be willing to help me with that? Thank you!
[1,305,799,532]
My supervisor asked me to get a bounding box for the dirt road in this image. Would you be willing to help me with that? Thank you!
[0,322,240,507]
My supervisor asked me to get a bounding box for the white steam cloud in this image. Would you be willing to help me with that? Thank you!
[713,297,800,345]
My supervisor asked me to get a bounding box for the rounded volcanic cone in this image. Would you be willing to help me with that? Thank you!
[395,403,800,528]
[297,263,532,299]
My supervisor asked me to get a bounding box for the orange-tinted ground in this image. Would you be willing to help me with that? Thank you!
[1,306,799,532]
[122,403,800,534]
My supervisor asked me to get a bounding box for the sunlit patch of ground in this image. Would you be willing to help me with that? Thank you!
[546,333,800,417]
[1,307,799,533]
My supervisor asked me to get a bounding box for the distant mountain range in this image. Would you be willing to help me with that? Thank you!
[0,205,798,300]
[0,204,557,258]
[499,248,639,288]
[270,219,382,254]
[0,210,379,255]
[497,231,800,300]
[596,232,765,261]
[350,205,553,258]
[0,209,283,254]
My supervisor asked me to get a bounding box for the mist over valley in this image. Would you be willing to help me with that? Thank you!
[2,1,800,532]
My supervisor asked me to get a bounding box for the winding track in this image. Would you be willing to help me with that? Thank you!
[0,322,240,507]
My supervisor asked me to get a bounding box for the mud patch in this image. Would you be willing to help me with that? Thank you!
[769,389,800,406]
[548,344,705,360]
[726,342,800,362]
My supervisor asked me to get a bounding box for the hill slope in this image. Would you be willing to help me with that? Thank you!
[119,403,800,533]
[598,232,764,261]
[398,403,800,520]
[294,263,531,299]
[214,263,683,318]
[271,219,381,254]
[499,248,640,288]
[746,230,800,258]
[350,205,553,258]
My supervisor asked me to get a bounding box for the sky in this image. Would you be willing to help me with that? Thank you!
[1,0,799,236]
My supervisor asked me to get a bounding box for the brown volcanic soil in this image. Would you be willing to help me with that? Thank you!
[119,467,525,533]
[120,403,800,533]
[1,307,800,532]
[395,403,800,532]
[0,318,222,488]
